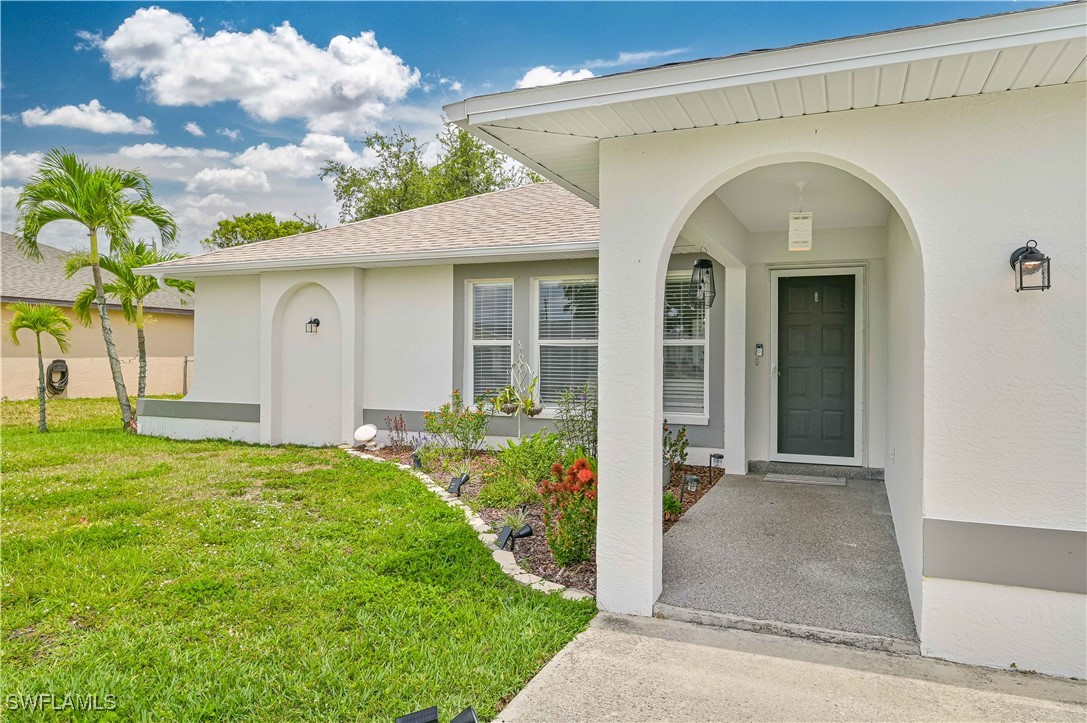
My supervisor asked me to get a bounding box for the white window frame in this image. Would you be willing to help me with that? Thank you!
[663,271,710,426]
[464,279,514,404]
[531,274,599,419]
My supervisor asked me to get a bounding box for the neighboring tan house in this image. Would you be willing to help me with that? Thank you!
[136,5,1086,678]
[1,232,194,399]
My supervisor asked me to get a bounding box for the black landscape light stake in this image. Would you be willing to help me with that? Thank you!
[497,524,533,552]
[681,474,699,505]
[710,453,724,479]
[396,706,438,723]
[448,473,469,496]
[305,317,321,333]
[1010,239,1051,292]
[451,708,479,723]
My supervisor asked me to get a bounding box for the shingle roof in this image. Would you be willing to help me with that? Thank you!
[1,232,192,313]
[143,182,599,273]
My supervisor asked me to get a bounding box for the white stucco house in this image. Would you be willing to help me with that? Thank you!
[138,4,1086,678]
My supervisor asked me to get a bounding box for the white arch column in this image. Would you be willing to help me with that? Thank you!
[595,143,675,616]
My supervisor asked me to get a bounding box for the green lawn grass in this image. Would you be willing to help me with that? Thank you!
[1,398,595,721]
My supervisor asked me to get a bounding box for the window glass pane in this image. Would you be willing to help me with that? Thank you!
[539,279,598,340]
[473,283,513,341]
[473,345,511,400]
[664,277,705,340]
[539,345,598,404]
[663,345,705,415]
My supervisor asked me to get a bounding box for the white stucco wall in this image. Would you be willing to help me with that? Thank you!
[260,268,363,446]
[594,82,1086,674]
[187,276,261,404]
[138,416,260,444]
[362,265,454,412]
[885,212,925,627]
[922,578,1087,678]
[274,282,343,446]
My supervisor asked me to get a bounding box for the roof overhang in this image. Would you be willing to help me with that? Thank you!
[446,2,1087,203]
[135,240,600,280]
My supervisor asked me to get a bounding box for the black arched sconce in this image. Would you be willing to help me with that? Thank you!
[1010,240,1051,292]
[305,318,321,333]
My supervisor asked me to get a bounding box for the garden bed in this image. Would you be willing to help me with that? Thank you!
[369,444,722,594]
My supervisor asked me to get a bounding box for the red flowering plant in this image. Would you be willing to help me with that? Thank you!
[537,457,598,566]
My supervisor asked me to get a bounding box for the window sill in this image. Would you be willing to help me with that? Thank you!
[664,414,709,427]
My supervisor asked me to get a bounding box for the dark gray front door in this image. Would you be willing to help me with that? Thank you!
[777,274,855,458]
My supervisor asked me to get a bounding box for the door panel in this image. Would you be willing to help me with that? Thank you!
[777,275,855,458]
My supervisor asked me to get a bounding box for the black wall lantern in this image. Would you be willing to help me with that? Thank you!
[689,257,716,309]
[1010,240,1051,292]
[305,317,321,333]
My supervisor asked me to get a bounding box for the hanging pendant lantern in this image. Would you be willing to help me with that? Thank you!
[690,258,716,310]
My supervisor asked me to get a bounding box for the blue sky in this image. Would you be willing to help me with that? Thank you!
[1,1,1053,253]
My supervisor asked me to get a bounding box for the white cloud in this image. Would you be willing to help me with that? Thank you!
[184,121,205,136]
[119,143,230,160]
[20,99,155,134]
[439,77,463,92]
[87,7,420,134]
[584,48,687,70]
[514,66,594,89]
[218,128,241,141]
[1,152,43,182]
[186,167,270,194]
[234,133,370,178]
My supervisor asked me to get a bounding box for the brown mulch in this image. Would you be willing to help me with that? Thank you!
[363,444,720,595]
[478,503,597,595]
[663,463,725,534]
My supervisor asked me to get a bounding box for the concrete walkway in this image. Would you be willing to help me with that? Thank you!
[498,614,1087,722]
[660,474,917,642]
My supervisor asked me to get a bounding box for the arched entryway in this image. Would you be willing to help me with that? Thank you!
[271,282,343,446]
[595,151,926,643]
[652,159,924,644]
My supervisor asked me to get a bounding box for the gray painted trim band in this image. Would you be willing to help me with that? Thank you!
[138,398,261,423]
[362,409,552,438]
[923,518,1086,594]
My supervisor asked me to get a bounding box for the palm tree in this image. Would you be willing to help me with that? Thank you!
[16,149,178,428]
[7,302,73,433]
[65,240,195,398]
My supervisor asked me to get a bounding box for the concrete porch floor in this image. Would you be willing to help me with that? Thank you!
[659,473,917,642]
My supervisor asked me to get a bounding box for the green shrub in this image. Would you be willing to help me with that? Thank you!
[423,390,492,459]
[555,383,597,457]
[495,431,564,487]
[662,492,682,518]
[476,474,537,509]
[538,458,597,566]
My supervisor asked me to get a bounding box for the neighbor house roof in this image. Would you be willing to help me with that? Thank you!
[138,182,600,279]
[2,232,192,313]
[445,2,1087,202]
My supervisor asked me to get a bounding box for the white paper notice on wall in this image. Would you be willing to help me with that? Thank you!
[788,212,813,251]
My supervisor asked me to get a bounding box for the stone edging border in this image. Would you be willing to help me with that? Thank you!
[343,448,594,602]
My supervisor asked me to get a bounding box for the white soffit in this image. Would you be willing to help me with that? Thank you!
[447,3,1087,203]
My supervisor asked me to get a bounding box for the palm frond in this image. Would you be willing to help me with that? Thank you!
[6,302,73,352]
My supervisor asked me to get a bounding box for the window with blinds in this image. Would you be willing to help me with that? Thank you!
[663,275,707,416]
[537,278,599,404]
[470,282,513,401]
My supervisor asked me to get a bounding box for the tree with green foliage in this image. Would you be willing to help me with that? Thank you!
[65,241,195,398]
[7,302,72,432]
[15,149,177,429]
[321,123,540,223]
[199,212,324,250]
